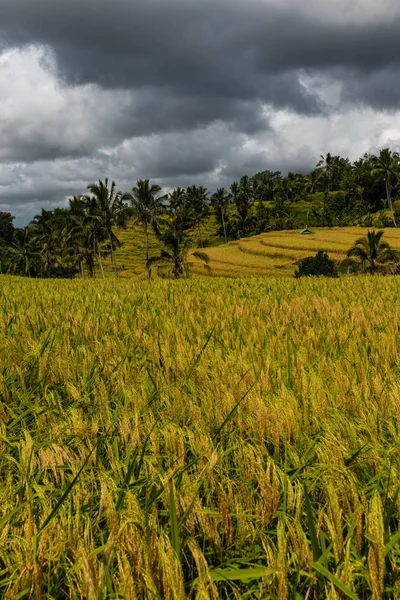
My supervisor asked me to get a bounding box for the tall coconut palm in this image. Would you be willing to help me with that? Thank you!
[317,153,336,192]
[68,195,107,278]
[167,187,193,237]
[371,148,399,227]
[30,209,60,272]
[304,169,322,194]
[49,207,80,274]
[230,181,239,204]
[9,227,40,277]
[345,230,399,273]
[168,187,187,214]
[84,195,109,278]
[87,179,127,278]
[122,179,166,279]
[211,188,232,243]
[186,185,209,247]
[147,230,209,278]
[235,176,253,235]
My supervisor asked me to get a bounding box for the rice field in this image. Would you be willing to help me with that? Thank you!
[109,227,400,279]
[1,275,400,598]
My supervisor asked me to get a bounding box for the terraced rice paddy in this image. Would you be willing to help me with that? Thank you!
[1,275,400,598]
[109,226,400,278]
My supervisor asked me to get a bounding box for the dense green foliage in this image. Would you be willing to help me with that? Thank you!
[294,250,338,278]
[2,148,400,278]
[0,212,14,273]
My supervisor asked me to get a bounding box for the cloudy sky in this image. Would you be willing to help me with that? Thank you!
[2,0,400,225]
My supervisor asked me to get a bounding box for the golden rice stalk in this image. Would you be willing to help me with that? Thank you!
[367,493,385,599]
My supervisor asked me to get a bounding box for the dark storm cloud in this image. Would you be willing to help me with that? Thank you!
[1,0,400,112]
[2,0,400,222]
[114,93,270,138]
[338,66,400,110]
[114,124,239,179]
[0,0,325,117]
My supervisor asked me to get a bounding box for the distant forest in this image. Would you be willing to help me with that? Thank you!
[1,148,400,278]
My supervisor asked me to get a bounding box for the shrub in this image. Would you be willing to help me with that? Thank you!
[35,266,79,279]
[294,250,338,278]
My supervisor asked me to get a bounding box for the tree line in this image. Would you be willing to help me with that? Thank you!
[1,148,400,278]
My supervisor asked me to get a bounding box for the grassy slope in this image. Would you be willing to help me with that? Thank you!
[105,213,221,278]
[105,225,400,279]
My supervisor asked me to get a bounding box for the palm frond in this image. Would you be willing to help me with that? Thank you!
[347,247,368,260]
[191,251,210,263]
[379,248,400,262]
[146,256,172,268]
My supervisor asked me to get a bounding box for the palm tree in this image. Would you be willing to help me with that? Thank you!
[168,187,194,235]
[9,227,40,277]
[68,195,108,278]
[122,179,166,279]
[371,149,398,227]
[87,179,127,278]
[211,188,232,243]
[317,153,336,192]
[186,185,209,247]
[30,209,60,272]
[49,207,81,275]
[271,193,290,230]
[304,169,322,194]
[147,230,209,278]
[168,187,187,214]
[235,176,253,235]
[230,181,239,204]
[84,195,109,278]
[345,230,399,273]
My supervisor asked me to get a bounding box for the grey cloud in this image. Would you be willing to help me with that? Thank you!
[0,124,250,218]
[338,66,400,110]
[0,0,327,116]
[221,144,317,181]
[1,0,400,109]
[0,45,272,164]
[2,0,400,223]
[115,92,271,138]
[114,124,242,179]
